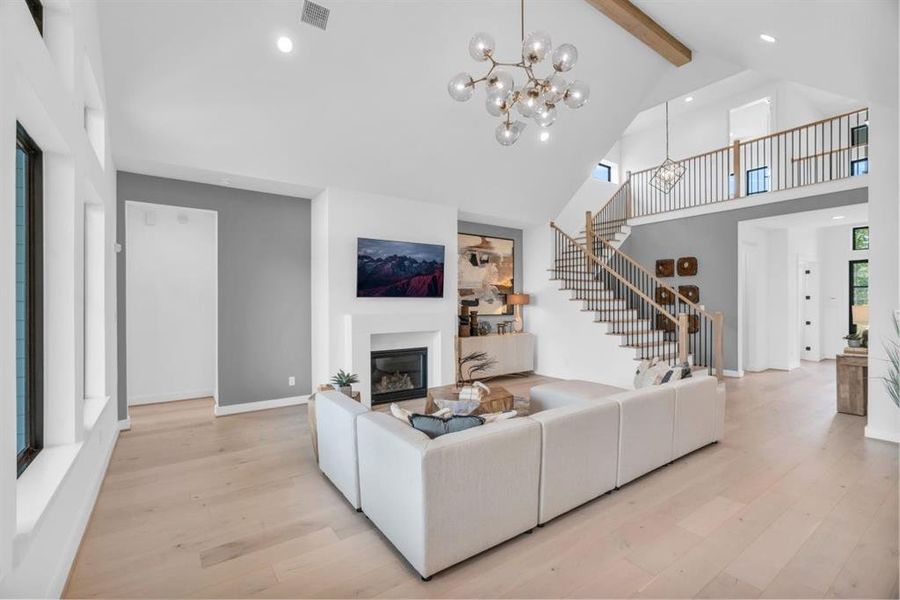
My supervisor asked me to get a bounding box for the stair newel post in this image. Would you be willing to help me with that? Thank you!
[713,311,724,381]
[731,139,741,199]
[625,172,633,220]
[677,313,689,365]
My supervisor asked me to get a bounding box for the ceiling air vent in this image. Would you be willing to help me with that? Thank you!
[301,0,330,30]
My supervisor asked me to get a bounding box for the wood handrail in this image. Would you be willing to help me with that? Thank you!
[627,107,869,178]
[550,222,679,325]
[593,236,716,321]
[791,143,868,162]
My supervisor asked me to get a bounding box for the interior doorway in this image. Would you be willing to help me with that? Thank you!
[125,202,218,408]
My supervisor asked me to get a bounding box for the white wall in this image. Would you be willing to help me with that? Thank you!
[524,177,637,389]
[126,203,216,405]
[310,188,458,404]
[819,223,869,358]
[0,0,119,596]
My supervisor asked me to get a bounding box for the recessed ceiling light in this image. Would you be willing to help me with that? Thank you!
[759,33,777,43]
[540,131,550,142]
[832,215,846,220]
[277,36,294,53]
[684,96,694,103]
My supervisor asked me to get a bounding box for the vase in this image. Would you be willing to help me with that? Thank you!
[339,385,353,396]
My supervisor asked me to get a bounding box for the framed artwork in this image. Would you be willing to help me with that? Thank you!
[677,256,698,276]
[655,259,675,277]
[458,233,514,315]
[357,238,445,297]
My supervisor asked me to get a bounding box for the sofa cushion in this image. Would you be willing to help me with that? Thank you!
[529,380,626,412]
[409,414,485,439]
[609,385,676,487]
[671,375,718,458]
[315,391,369,509]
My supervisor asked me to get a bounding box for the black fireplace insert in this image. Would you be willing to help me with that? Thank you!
[370,347,428,404]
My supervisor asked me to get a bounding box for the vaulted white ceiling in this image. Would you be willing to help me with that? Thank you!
[97,1,896,225]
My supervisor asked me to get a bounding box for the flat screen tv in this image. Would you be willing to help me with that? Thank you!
[357,237,445,298]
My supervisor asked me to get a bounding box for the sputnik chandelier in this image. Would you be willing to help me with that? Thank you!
[447,0,590,146]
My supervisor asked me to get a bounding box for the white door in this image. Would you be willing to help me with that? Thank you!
[799,260,820,361]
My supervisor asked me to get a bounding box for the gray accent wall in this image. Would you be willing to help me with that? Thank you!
[117,172,312,419]
[458,220,524,324]
[620,188,868,371]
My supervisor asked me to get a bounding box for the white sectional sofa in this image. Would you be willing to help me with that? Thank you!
[314,374,725,579]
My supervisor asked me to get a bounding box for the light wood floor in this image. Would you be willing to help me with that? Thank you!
[65,364,898,599]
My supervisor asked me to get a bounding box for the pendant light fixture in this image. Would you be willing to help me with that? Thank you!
[447,0,590,146]
[649,101,685,193]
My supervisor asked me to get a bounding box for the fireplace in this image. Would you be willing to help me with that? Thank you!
[370,347,428,404]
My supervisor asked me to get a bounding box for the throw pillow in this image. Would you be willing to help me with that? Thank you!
[409,414,485,439]
[390,404,452,424]
[634,357,661,388]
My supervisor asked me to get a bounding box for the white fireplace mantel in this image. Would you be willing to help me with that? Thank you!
[344,312,455,407]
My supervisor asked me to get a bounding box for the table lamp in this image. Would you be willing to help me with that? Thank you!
[852,304,869,332]
[507,293,530,333]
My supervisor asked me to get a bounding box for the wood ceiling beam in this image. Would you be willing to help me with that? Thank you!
[584,0,692,67]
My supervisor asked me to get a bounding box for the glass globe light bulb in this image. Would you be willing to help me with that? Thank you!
[545,73,567,103]
[563,80,590,109]
[468,32,495,61]
[522,30,552,63]
[534,104,558,128]
[487,69,514,92]
[516,87,541,118]
[447,72,475,102]
[495,120,526,146]
[551,43,578,72]
[485,89,513,117]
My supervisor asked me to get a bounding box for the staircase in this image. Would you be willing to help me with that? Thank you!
[549,182,724,379]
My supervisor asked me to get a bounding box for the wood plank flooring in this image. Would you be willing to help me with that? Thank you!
[64,364,898,598]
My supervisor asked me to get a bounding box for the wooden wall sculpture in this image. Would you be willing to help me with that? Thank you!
[678,285,700,303]
[655,259,675,277]
[677,256,698,276]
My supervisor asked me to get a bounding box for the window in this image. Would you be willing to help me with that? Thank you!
[15,124,43,477]
[853,226,869,251]
[746,166,769,195]
[851,158,868,176]
[25,0,43,35]
[592,162,612,182]
[849,260,868,335]
[851,124,868,147]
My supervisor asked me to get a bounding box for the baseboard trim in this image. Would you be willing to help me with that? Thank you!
[118,418,131,431]
[214,394,309,417]
[128,389,216,406]
[864,426,900,444]
[723,369,744,378]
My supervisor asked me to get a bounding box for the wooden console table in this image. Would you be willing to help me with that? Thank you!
[836,351,868,416]
[457,333,535,379]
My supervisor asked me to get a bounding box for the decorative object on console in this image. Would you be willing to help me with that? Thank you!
[507,293,530,333]
[677,256,698,276]
[655,259,675,277]
[469,310,480,336]
[457,350,498,385]
[458,304,471,337]
[458,234,514,315]
[447,0,590,146]
[648,101,686,192]
[679,284,700,303]
[357,238,444,298]
[330,370,359,397]
[478,321,493,336]
[655,287,675,305]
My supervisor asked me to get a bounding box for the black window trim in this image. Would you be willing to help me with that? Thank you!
[16,122,44,478]
[595,162,613,182]
[850,158,868,177]
[746,166,770,195]
[851,124,868,147]
[25,0,43,35]
[852,226,869,251]
[848,259,868,336]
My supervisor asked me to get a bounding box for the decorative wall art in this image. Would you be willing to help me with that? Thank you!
[679,285,700,303]
[677,256,698,276]
[357,238,445,298]
[655,287,675,305]
[656,314,675,332]
[458,234,514,316]
[655,259,675,278]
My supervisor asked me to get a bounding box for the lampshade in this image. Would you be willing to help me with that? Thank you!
[507,293,530,306]
[852,304,869,325]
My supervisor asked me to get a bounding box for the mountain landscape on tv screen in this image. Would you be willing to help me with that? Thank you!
[357,239,445,298]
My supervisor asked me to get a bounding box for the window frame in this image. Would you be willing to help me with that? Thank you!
[851,124,868,147]
[850,158,868,176]
[852,226,869,251]
[593,162,612,182]
[746,166,770,195]
[15,123,44,477]
[848,259,868,335]
[25,0,43,35]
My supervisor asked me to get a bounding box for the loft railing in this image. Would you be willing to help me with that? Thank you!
[551,221,724,379]
[592,107,869,239]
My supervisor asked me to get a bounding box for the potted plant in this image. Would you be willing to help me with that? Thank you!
[456,351,497,386]
[843,332,864,348]
[884,312,900,408]
[330,370,359,397]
